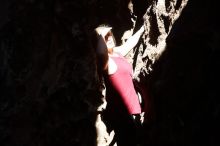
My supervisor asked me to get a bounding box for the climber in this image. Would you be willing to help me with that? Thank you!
[92,23,145,145]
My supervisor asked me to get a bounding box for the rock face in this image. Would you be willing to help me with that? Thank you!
[0,0,220,146]
[130,0,189,79]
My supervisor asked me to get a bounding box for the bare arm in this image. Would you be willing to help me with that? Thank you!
[114,25,144,56]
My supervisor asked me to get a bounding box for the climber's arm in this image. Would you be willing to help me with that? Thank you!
[114,25,144,56]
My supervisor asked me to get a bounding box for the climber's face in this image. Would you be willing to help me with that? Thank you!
[104,31,115,51]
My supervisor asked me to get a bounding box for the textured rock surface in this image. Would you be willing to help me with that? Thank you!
[129,0,189,80]
[1,0,220,146]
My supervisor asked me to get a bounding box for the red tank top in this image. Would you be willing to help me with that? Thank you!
[106,54,141,114]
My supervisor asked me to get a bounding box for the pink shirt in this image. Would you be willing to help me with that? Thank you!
[106,54,141,114]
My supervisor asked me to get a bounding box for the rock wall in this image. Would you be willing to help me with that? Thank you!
[0,0,219,146]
